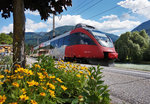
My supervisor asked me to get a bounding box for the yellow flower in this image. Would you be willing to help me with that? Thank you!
[18,75,23,79]
[56,78,63,83]
[47,83,55,90]
[21,89,26,94]
[79,71,83,74]
[48,90,55,98]
[26,70,34,75]
[87,70,91,76]
[43,71,48,77]
[4,69,11,73]
[0,75,4,79]
[12,82,19,88]
[6,76,11,78]
[48,76,55,79]
[41,68,45,71]
[15,64,21,68]
[9,102,17,104]
[3,79,10,82]
[0,81,4,85]
[37,72,45,79]
[15,68,24,73]
[0,95,6,104]
[40,92,46,96]
[19,94,29,101]
[76,74,81,78]
[60,60,64,63]
[42,86,47,90]
[81,66,88,70]
[31,100,38,104]
[27,80,39,87]
[34,64,41,68]
[61,85,67,91]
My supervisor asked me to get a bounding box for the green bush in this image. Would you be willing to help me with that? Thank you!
[0,56,110,104]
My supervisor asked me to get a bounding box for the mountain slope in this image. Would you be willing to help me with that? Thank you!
[44,25,119,42]
[25,25,119,46]
[132,20,150,36]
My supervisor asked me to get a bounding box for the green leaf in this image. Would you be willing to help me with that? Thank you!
[71,98,79,104]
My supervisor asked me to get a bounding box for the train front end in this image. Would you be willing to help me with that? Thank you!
[90,30,118,66]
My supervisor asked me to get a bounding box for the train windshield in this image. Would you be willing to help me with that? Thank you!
[92,31,114,48]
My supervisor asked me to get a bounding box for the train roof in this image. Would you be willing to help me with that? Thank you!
[34,24,97,50]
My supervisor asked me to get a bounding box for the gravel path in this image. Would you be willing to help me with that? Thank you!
[101,66,150,104]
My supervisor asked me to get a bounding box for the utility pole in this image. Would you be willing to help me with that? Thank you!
[53,14,55,38]
[37,37,40,57]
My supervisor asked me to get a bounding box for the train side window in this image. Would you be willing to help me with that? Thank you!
[69,33,81,45]
[80,33,96,45]
[58,38,63,47]
[62,37,65,46]
[53,40,57,48]
[55,40,58,48]
[64,36,70,46]
[50,42,54,49]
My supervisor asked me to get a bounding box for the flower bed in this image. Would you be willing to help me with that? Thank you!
[0,55,110,104]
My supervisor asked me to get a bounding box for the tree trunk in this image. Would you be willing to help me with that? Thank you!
[13,0,26,68]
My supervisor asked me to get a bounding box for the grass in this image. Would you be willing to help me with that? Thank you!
[115,63,150,71]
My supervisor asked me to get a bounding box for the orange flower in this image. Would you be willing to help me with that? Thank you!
[0,75,4,79]
[27,80,39,87]
[9,102,17,104]
[48,90,55,98]
[4,69,11,73]
[19,94,29,101]
[21,89,26,94]
[12,82,19,87]
[61,85,67,91]
[76,74,81,78]
[0,95,6,104]
[40,92,46,96]
[56,78,63,83]
[31,100,38,104]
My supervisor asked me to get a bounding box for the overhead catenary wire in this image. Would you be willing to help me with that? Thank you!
[88,0,130,19]
[89,5,120,19]
[72,0,93,14]
[78,0,104,15]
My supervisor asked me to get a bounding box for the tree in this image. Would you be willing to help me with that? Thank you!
[0,33,13,44]
[143,42,150,61]
[115,30,149,62]
[0,0,72,68]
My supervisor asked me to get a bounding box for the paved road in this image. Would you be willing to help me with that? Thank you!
[27,57,150,104]
[98,66,150,104]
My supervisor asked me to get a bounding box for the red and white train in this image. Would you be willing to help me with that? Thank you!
[34,24,118,66]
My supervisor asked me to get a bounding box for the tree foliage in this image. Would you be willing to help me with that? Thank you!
[0,33,13,44]
[0,0,72,68]
[143,42,150,61]
[0,0,72,20]
[115,30,150,62]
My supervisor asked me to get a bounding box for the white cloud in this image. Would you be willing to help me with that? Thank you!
[25,10,40,16]
[120,13,135,20]
[118,0,150,19]
[0,14,141,35]
[47,15,140,35]
[25,18,47,32]
[0,24,13,33]
[99,15,119,21]
[0,18,48,33]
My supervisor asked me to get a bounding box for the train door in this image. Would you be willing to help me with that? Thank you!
[57,37,66,60]
[64,35,72,58]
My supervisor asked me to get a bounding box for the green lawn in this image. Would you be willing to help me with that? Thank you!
[115,63,150,71]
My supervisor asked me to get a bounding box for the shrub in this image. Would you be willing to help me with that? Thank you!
[0,56,110,104]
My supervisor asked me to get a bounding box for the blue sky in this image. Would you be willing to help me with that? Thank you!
[0,0,150,35]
